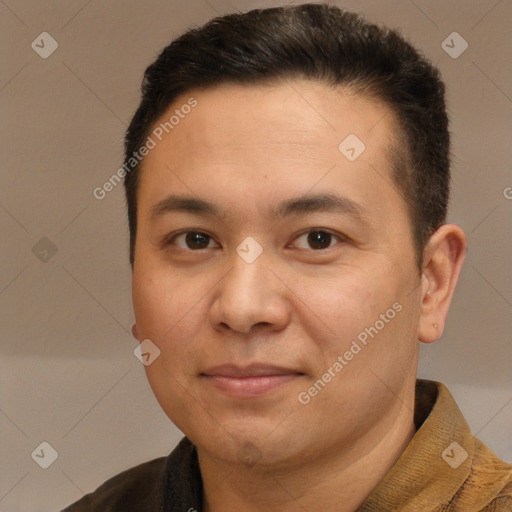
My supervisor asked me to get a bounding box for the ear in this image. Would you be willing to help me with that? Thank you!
[418,224,467,343]
[132,323,139,341]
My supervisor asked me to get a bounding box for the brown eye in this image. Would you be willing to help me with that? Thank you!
[186,232,210,249]
[307,231,332,249]
[293,230,342,250]
[171,231,218,250]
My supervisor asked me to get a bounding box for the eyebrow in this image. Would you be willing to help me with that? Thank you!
[150,192,369,223]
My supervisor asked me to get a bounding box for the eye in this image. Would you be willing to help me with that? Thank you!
[168,231,220,250]
[292,230,344,250]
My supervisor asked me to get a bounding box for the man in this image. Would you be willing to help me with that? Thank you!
[63,3,512,511]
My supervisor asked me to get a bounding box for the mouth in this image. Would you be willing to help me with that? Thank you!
[200,364,304,398]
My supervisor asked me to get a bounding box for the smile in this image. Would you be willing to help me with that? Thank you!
[201,364,304,398]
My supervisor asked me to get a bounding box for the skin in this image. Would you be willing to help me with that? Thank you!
[131,79,466,511]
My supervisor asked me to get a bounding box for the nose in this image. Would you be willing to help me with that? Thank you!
[209,249,291,335]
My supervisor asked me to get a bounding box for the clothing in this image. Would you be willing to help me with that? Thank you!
[61,379,512,511]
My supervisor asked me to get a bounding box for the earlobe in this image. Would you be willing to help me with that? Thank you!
[132,323,139,341]
[418,224,467,344]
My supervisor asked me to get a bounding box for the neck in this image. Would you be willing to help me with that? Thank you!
[199,391,416,512]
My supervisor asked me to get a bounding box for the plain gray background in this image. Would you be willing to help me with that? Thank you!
[1,1,511,510]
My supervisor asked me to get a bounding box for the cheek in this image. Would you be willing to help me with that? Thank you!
[132,270,206,426]
[298,264,412,372]
[293,267,380,343]
[132,268,207,353]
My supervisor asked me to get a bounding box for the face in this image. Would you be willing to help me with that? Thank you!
[132,79,423,469]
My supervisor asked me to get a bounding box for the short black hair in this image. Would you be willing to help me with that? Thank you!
[124,3,450,269]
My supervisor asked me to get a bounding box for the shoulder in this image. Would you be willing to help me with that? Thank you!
[61,456,167,511]
[469,438,512,511]
[486,480,512,510]
[472,439,512,512]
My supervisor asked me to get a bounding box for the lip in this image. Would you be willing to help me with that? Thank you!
[201,364,304,397]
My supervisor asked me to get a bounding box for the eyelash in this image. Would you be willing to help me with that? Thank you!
[162,229,346,252]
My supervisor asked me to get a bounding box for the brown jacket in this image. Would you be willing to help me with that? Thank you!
[62,380,512,511]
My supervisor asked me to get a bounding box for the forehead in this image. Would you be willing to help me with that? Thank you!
[165,80,394,152]
[137,79,405,222]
